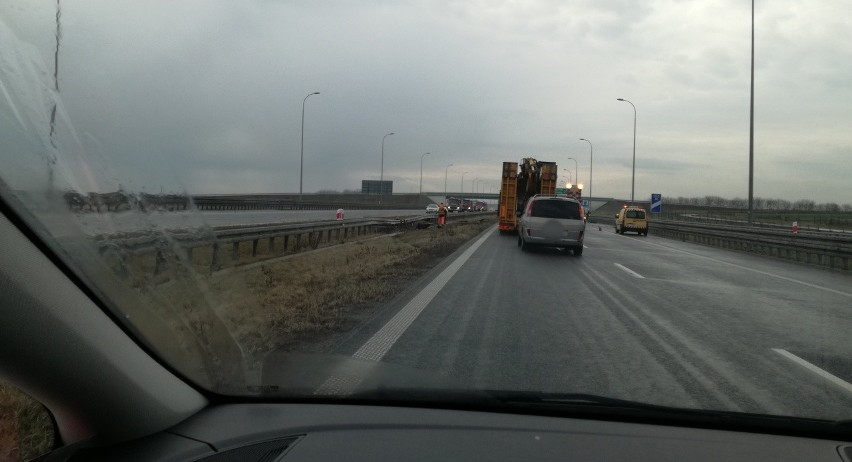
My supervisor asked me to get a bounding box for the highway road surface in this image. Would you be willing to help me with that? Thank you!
[323,225,852,421]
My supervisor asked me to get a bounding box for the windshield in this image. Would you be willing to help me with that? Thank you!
[2,0,852,426]
[626,210,646,219]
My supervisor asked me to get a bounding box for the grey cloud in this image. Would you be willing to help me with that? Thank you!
[1,0,849,203]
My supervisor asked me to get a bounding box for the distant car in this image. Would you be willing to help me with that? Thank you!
[517,195,586,255]
[426,203,439,213]
[615,206,648,235]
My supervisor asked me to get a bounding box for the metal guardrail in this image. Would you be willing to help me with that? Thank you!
[191,196,426,211]
[95,211,494,275]
[650,220,852,272]
[657,220,852,242]
[655,212,851,234]
[587,201,851,271]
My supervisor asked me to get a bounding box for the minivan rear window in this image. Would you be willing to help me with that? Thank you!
[626,210,646,219]
[530,200,582,219]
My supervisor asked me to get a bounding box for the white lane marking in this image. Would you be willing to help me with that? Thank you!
[352,227,496,362]
[582,265,742,409]
[614,263,645,279]
[313,374,364,396]
[772,348,852,395]
[622,236,852,299]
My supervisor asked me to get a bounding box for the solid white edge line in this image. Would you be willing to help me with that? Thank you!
[772,348,852,395]
[315,227,495,395]
[614,263,645,279]
[352,227,496,362]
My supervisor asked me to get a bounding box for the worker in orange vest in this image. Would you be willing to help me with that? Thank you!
[437,202,448,227]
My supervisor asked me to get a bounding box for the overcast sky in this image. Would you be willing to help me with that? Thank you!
[2,0,850,203]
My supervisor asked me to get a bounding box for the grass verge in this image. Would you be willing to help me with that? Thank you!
[212,219,494,356]
[120,218,495,378]
[0,380,54,462]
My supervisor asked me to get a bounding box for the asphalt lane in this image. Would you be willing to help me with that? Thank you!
[353,224,852,421]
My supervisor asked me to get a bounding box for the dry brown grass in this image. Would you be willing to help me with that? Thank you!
[0,380,54,462]
[212,220,492,355]
[153,220,489,360]
[95,219,493,382]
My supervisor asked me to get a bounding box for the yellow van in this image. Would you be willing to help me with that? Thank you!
[615,206,648,235]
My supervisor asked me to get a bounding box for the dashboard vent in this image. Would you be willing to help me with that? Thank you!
[196,437,298,462]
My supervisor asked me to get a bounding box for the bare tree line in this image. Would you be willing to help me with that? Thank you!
[665,196,852,212]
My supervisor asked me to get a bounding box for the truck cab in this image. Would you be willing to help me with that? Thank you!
[447,197,462,212]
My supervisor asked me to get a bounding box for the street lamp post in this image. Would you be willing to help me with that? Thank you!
[566,157,578,188]
[380,132,394,186]
[461,172,469,194]
[444,163,453,198]
[617,98,637,204]
[419,152,430,196]
[562,168,573,186]
[580,138,593,213]
[748,0,755,224]
[299,91,320,203]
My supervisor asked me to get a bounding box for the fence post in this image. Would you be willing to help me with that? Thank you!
[154,249,167,275]
[211,242,221,270]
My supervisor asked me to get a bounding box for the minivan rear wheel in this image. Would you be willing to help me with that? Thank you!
[573,245,583,256]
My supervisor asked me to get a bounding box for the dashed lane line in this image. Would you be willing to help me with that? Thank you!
[618,235,852,299]
[614,263,645,279]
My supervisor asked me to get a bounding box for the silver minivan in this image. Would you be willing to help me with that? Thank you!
[517,195,586,255]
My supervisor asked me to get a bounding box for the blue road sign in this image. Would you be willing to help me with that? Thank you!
[582,199,589,208]
[651,193,662,213]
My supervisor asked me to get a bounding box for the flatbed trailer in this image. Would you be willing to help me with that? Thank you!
[498,158,557,233]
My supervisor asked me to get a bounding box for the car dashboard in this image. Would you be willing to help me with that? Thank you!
[61,403,852,462]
